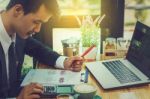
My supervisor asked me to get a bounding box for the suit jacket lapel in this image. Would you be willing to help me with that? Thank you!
[0,43,9,95]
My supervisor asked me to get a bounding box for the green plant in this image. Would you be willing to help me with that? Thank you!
[81,23,100,47]
[75,15,105,47]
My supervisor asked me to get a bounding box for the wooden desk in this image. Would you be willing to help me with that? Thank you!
[39,61,150,99]
[88,71,150,99]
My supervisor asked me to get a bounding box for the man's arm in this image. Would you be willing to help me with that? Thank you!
[24,37,83,71]
[24,37,60,67]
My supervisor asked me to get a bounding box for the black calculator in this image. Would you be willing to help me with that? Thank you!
[41,85,75,98]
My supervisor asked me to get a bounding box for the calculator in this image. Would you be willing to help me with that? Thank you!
[41,85,75,98]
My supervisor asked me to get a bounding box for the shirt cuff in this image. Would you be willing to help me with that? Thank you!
[55,56,68,69]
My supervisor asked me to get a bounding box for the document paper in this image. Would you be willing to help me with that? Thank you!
[21,69,83,86]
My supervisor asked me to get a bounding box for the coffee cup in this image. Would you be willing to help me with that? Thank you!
[74,83,97,99]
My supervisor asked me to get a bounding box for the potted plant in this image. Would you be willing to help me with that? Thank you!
[75,15,105,61]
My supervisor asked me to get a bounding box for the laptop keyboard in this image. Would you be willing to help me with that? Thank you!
[102,60,141,84]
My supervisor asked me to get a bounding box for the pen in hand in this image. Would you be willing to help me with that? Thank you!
[72,45,96,65]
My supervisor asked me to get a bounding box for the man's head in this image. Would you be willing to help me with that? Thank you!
[5,0,59,39]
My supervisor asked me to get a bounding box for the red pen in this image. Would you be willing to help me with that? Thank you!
[72,45,96,66]
[81,45,96,57]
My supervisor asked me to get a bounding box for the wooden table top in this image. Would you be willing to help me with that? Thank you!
[39,63,150,99]
[38,54,150,99]
[88,71,150,99]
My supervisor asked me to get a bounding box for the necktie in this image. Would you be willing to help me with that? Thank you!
[8,42,17,96]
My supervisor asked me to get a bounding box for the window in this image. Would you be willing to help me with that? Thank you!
[124,0,150,36]
[0,0,9,9]
[57,0,100,15]
[53,0,100,53]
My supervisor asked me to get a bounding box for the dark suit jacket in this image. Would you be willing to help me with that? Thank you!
[0,35,60,98]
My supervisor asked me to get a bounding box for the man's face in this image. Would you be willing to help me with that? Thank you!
[13,4,52,39]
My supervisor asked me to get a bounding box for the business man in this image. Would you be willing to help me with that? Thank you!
[0,0,83,98]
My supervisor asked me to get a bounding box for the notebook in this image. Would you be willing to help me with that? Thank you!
[86,21,150,89]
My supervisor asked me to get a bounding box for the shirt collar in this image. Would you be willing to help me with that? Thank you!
[0,12,16,55]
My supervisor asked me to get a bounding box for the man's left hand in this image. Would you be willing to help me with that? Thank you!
[64,56,83,72]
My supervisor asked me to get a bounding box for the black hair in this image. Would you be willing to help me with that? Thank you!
[6,0,60,17]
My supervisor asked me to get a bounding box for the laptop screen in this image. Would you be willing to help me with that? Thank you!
[126,21,150,78]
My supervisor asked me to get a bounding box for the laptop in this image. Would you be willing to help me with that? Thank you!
[86,21,150,89]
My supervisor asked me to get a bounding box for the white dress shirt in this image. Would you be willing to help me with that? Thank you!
[0,13,15,81]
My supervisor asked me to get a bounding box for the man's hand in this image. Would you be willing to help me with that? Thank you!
[64,56,83,72]
[17,83,43,99]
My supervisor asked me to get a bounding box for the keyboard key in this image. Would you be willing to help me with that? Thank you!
[102,60,141,84]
